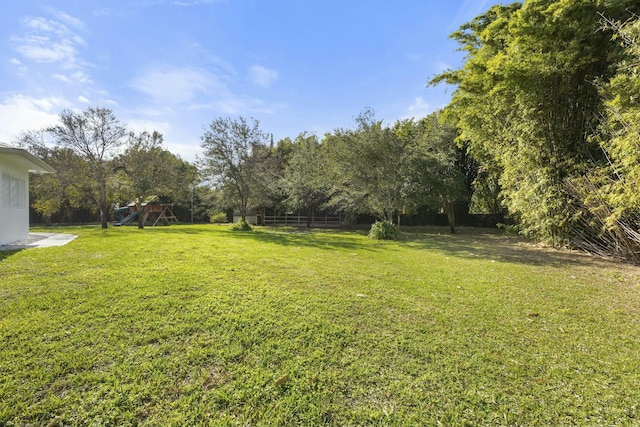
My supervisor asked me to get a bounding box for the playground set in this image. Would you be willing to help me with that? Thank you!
[113,201,178,226]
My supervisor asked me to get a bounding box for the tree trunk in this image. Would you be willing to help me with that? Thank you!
[100,204,108,229]
[446,202,456,234]
[136,200,145,229]
[98,167,109,229]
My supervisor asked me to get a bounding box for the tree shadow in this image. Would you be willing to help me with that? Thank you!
[230,226,374,252]
[400,227,632,270]
[142,226,203,234]
[132,224,633,271]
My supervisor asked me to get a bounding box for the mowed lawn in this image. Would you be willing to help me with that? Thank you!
[1,225,639,426]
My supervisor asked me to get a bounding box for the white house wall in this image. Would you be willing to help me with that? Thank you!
[0,159,30,246]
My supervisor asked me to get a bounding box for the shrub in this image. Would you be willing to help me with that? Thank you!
[229,220,253,231]
[497,222,519,235]
[209,211,228,224]
[368,220,399,240]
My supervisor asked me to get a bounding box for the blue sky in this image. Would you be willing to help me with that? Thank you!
[1,0,502,161]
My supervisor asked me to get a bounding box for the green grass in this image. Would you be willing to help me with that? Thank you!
[1,224,639,426]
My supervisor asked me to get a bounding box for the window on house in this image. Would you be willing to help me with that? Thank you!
[1,173,26,208]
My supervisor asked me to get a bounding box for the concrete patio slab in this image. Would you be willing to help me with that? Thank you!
[0,233,78,250]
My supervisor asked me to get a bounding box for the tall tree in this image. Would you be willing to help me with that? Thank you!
[598,14,640,227]
[431,0,640,243]
[48,107,127,228]
[281,133,330,227]
[324,109,409,223]
[117,131,195,228]
[404,113,468,233]
[565,14,640,260]
[249,138,289,216]
[199,117,268,223]
[18,131,92,224]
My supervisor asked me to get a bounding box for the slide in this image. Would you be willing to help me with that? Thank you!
[114,210,138,226]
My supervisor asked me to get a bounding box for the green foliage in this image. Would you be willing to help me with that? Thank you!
[558,14,640,260]
[19,133,100,223]
[280,133,330,226]
[48,107,128,229]
[404,112,469,232]
[247,141,287,211]
[199,117,269,223]
[368,220,400,240]
[19,112,197,227]
[321,110,471,229]
[597,15,640,225]
[229,219,253,231]
[469,168,502,214]
[2,225,640,425]
[116,131,196,228]
[324,109,410,222]
[208,211,228,223]
[432,0,640,244]
[496,222,519,235]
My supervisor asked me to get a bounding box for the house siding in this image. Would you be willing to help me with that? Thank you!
[0,159,30,245]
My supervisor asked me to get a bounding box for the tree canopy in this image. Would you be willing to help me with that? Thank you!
[199,116,269,223]
[46,107,127,228]
[116,131,195,228]
[281,133,330,228]
[19,107,195,227]
[432,0,640,246]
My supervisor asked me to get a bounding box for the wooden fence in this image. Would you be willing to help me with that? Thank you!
[263,213,342,226]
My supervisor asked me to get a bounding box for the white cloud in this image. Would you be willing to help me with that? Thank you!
[23,17,63,34]
[0,94,68,143]
[248,65,278,88]
[53,73,71,83]
[210,97,277,116]
[11,14,86,71]
[127,118,172,135]
[405,96,435,120]
[126,118,204,161]
[185,103,214,112]
[130,66,226,103]
[164,141,201,162]
[52,71,92,85]
[51,10,86,29]
[217,99,243,115]
[78,95,90,103]
[14,38,77,64]
[9,58,28,75]
[70,70,93,84]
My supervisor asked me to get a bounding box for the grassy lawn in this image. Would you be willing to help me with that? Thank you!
[1,224,639,426]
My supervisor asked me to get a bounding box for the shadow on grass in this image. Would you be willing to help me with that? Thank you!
[127,223,623,270]
[400,227,618,269]
[0,248,24,260]
[230,225,614,269]
[230,226,375,252]
[142,226,203,234]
